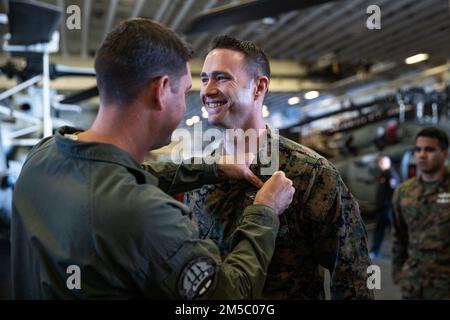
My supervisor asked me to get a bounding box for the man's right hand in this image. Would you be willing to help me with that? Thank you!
[253,171,295,215]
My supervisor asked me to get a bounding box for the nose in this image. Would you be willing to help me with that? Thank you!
[416,149,426,159]
[201,79,219,97]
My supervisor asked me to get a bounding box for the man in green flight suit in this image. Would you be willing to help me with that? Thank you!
[392,127,450,299]
[11,19,295,299]
[185,35,374,299]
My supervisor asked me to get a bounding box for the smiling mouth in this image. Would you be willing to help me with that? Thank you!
[204,101,227,109]
[204,101,228,115]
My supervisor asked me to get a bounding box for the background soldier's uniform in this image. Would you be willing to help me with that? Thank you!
[11,126,280,299]
[392,170,450,299]
[185,131,373,299]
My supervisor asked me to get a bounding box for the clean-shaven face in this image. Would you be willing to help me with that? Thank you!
[200,49,256,129]
[414,136,448,174]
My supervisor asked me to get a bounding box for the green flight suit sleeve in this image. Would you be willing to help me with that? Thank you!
[141,160,223,195]
[136,194,279,299]
[149,205,279,299]
[307,167,374,299]
[391,187,409,285]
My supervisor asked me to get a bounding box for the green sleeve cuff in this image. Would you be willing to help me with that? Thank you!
[242,204,279,230]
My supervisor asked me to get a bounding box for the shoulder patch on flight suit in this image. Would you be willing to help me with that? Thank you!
[178,256,218,299]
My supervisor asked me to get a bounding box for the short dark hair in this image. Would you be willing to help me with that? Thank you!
[416,127,449,150]
[209,35,271,79]
[95,18,192,106]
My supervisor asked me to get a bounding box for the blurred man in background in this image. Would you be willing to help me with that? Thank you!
[392,127,450,299]
[369,154,400,259]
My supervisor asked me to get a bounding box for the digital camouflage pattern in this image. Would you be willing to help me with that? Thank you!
[392,170,450,299]
[185,130,374,299]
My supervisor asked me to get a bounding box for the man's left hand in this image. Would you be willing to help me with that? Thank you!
[216,153,263,188]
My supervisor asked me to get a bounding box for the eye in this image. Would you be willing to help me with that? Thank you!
[216,75,228,81]
[201,77,208,84]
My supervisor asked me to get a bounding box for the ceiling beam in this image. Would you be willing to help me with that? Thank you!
[160,0,178,25]
[81,0,92,58]
[57,0,68,57]
[232,20,259,40]
[189,0,219,48]
[131,0,146,18]
[311,0,417,60]
[348,12,449,63]
[342,0,441,60]
[201,0,220,12]
[272,0,361,57]
[102,0,119,41]
[191,0,240,54]
[153,0,171,22]
[170,0,195,31]
[375,27,450,63]
[297,0,393,59]
[185,0,340,35]
[262,2,335,55]
[196,25,236,58]
[251,11,298,44]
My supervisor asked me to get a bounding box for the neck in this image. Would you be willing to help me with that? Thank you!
[224,116,267,155]
[421,165,446,183]
[77,103,151,163]
[240,114,266,132]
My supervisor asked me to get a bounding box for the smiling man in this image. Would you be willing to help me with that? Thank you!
[200,45,267,131]
[392,127,450,299]
[185,35,373,300]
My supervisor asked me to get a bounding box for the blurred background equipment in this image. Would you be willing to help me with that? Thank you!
[0,0,97,229]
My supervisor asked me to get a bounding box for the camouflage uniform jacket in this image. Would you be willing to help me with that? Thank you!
[185,130,373,299]
[392,170,450,299]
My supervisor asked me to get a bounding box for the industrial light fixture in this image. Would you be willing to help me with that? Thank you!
[304,91,319,100]
[0,14,7,24]
[262,105,270,118]
[288,97,300,105]
[405,53,429,65]
[262,17,276,25]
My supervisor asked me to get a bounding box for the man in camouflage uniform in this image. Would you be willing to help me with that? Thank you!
[392,127,450,299]
[185,35,373,299]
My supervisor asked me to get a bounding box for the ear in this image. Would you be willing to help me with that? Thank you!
[254,76,269,100]
[149,75,171,111]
